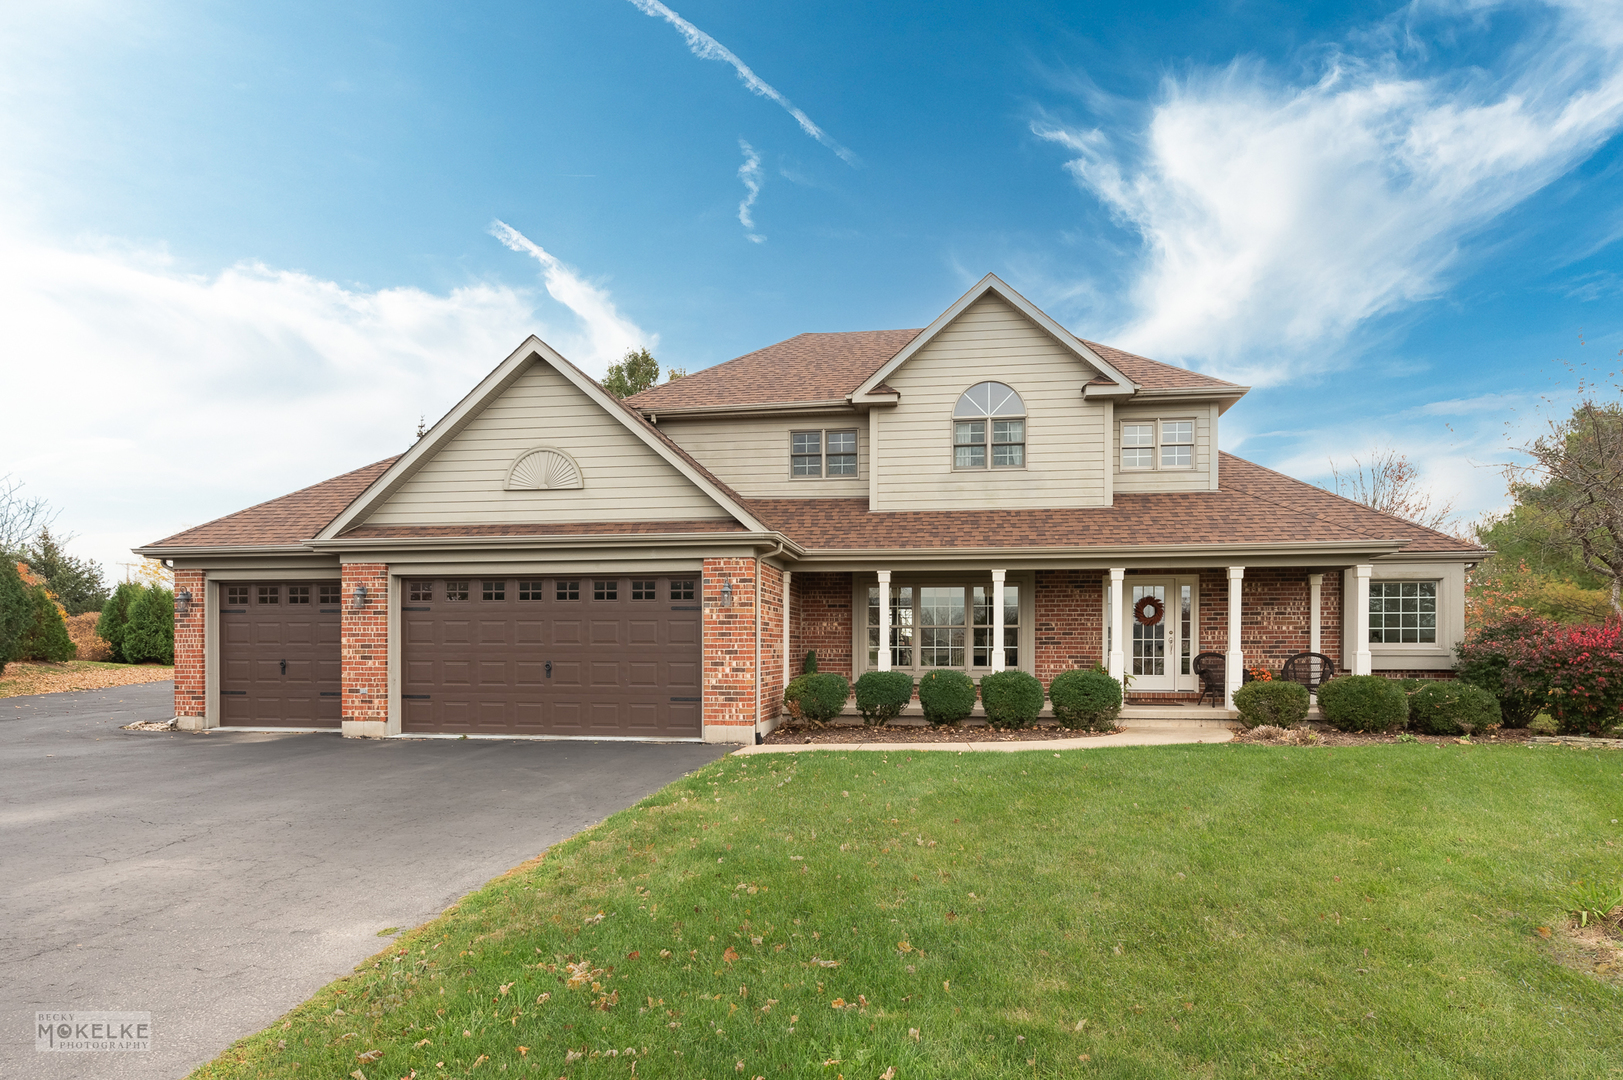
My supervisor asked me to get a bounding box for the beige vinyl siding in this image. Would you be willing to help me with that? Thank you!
[365,361,731,526]
[657,413,867,498]
[875,293,1108,510]
[1111,404,1218,493]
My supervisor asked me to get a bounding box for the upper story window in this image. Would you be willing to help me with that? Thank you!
[953,382,1025,469]
[1120,418,1195,471]
[790,428,859,479]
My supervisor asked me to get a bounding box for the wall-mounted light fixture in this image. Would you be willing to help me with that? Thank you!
[175,588,192,615]
[352,584,369,611]
[720,581,733,607]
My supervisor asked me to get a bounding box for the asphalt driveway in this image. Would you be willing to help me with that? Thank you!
[0,683,728,1080]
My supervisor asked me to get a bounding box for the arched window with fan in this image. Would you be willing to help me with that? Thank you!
[952,381,1026,470]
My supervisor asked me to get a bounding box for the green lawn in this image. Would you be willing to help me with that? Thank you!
[190,743,1623,1080]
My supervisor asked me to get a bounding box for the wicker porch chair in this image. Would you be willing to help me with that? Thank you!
[1280,651,1336,694]
[1191,651,1226,707]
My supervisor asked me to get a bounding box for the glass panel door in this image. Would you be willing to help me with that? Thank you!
[1131,584,1168,682]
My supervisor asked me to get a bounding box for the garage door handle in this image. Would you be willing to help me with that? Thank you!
[280,659,287,676]
[545,661,552,678]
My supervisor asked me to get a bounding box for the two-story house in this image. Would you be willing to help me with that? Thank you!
[139,274,1482,742]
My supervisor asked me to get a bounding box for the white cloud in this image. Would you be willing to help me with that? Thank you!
[489,220,655,367]
[1035,0,1623,386]
[624,0,858,165]
[0,223,650,577]
[736,140,766,243]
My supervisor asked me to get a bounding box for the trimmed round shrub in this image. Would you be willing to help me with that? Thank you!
[1408,680,1501,735]
[802,650,818,674]
[1233,679,1310,729]
[918,669,976,726]
[980,670,1044,729]
[783,672,850,724]
[1317,675,1409,733]
[854,670,914,726]
[1048,668,1123,732]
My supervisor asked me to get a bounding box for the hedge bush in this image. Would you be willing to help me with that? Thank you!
[17,585,75,662]
[1498,618,1623,736]
[1408,680,1502,735]
[1232,679,1309,729]
[0,562,32,676]
[918,669,976,725]
[96,581,142,664]
[980,670,1044,729]
[802,650,818,674]
[1318,675,1409,733]
[121,585,175,665]
[1048,668,1122,732]
[783,672,849,724]
[853,670,914,726]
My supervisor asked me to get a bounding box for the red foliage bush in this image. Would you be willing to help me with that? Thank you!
[1501,619,1623,736]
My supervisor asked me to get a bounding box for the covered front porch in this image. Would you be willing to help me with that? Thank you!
[782,556,1386,713]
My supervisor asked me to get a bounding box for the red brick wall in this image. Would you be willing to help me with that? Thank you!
[341,563,389,728]
[760,563,785,723]
[1034,569,1105,683]
[703,558,756,737]
[172,569,205,719]
[790,572,853,680]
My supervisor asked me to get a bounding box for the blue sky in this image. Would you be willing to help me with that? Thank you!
[3,0,1622,576]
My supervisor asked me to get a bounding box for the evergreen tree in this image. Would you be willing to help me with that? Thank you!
[122,584,175,664]
[0,562,31,675]
[96,581,141,663]
[17,584,75,662]
[24,528,109,615]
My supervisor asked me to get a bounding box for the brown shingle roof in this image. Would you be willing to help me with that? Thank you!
[628,330,922,410]
[1079,340,1241,392]
[140,457,400,551]
[627,328,1239,413]
[740,454,1482,554]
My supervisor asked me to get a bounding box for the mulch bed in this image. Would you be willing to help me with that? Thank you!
[766,720,1121,744]
[1233,722,1538,747]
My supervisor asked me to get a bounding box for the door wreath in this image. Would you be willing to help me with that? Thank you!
[1133,596,1165,625]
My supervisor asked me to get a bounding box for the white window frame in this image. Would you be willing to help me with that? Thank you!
[789,427,860,480]
[1367,579,1439,646]
[852,573,1034,678]
[951,382,1027,472]
[1118,417,1197,472]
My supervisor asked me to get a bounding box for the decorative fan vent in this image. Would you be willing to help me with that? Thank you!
[505,447,584,491]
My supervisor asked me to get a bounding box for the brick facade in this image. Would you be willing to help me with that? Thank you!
[789,572,854,680]
[340,562,389,731]
[172,569,206,720]
[703,558,757,738]
[759,563,786,725]
[1034,569,1105,683]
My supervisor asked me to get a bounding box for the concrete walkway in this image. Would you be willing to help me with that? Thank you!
[734,723,1233,755]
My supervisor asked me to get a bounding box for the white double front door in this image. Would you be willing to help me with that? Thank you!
[1113,577,1199,692]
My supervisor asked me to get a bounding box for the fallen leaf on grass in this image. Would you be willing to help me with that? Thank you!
[880,1068,896,1079]
[908,1028,920,1042]
[724,946,740,963]
[356,1049,383,1063]
[517,1046,529,1056]
[414,1039,432,1048]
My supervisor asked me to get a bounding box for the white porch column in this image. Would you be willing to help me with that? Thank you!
[1308,573,1323,655]
[782,570,792,688]
[876,570,892,672]
[1353,564,1373,675]
[1225,566,1245,709]
[991,570,1007,672]
[1107,568,1126,690]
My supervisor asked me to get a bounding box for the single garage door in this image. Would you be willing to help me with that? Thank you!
[401,575,702,737]
[219,582,342,728]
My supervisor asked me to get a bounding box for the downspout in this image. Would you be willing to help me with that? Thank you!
[754,555,762,745]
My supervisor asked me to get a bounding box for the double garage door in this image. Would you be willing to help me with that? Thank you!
[218,575,702,737]
[219,581,343,728]
[402,574,702,737]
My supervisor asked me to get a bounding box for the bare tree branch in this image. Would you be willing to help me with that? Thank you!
[1329,449,1457,532]
[0,475,59,557]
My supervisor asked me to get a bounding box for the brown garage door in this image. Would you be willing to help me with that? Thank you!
[401,575,701,737]
[219,582,342,728]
